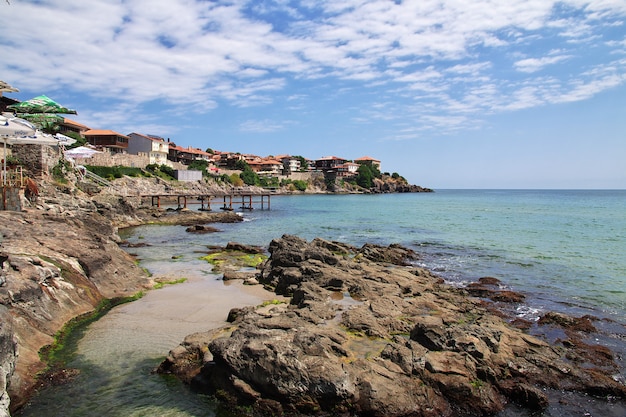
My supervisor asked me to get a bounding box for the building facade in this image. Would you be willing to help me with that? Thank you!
[128,133,169,166]
[84,130,129,153]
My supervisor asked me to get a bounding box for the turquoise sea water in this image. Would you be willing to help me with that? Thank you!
[195,190,626,320]
[17,190,626,417]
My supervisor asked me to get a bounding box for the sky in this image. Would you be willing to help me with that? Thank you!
[1,0,625,189]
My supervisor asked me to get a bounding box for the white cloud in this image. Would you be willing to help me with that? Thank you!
[513,55,572,73]
[1,0,625,135]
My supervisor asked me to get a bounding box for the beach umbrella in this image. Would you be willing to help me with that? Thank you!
[54,132,77,146]
[7,95,77,132]
[64,146,100,159]
[1,113,35,185]
[7,95,76,114]
[0,112,58,185]
[0,113,36,138]
[18,113,66,131]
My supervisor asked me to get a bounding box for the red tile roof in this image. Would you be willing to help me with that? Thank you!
[84,129,129,138]
[63,118,90,130]
[355,156,380,162]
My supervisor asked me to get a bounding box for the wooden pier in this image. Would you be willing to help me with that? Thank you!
[146,193,271,211]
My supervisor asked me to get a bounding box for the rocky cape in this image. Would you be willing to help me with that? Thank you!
[0,177,244,416]
[159,235,626,417]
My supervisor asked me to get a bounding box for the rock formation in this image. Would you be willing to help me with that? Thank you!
[0,176,244,415]
[0,195,152,412]
[0,306,17,417]
[159,235,625,417]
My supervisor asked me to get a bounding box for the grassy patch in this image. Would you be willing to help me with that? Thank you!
[39,292,145,371]
[201,251,268,272]
[200,253,226,270]
[470,379,485,390]
[236,253,267,268]
[153,278,187,289]
[259,299,286,307]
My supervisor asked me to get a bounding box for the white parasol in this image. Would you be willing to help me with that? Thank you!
[0,112,57,185]
[54,132,77,146]
[64,146,100,159]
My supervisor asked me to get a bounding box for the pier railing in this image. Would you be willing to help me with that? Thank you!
[144,193,271,211]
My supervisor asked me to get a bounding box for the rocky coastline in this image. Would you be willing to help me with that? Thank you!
[0,177,245,415]
[0,173,624,417]
[158,235,626,416]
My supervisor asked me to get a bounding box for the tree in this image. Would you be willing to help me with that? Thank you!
[235,159,249,171]
[188,159,209,175]
[356,164,374,188]
[292,180,307,191]
[240,167,258,185]
[64,131,87,148]
[230,173,243,186]
[293,155,308,171]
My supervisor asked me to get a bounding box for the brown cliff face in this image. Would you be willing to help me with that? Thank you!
[0,201,152,412]
[0,174,248,414]
[159,235,625,417]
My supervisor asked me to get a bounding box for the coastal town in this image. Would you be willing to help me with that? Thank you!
[1,90,430,195]
[66,119,384,180]
[2,0,625,414]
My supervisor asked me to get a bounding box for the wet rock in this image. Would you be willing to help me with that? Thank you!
[185,224,220,233]
[222,270,257,281]
[358,242,418,265]
[539,312,597,333]
[466,277,526,303]
[226,242,265,254]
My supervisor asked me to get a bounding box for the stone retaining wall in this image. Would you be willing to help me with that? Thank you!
[11,144,60,179]
[69,149,187,171]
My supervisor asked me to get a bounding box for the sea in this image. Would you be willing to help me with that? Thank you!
[16,189,626,417]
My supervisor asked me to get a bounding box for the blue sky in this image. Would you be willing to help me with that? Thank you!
[1,0,625,189]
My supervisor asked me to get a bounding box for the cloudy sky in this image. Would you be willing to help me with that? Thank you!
[1,0,625,188]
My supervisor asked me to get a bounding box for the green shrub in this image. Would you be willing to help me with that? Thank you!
[240,168,258,186]
[293,180,307,191]
[86,165,144,179]
[52,161,70,184]
[145,164,175,180]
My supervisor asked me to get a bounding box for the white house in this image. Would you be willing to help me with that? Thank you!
[276,154,301,172]
[127,133,170,166]
[336,162,360,177]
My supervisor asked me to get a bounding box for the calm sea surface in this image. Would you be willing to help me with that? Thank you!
[17,190,626,417]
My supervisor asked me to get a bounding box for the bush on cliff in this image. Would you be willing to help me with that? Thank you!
[87,165,145,180]
[239,166,259,186]
[145,164,176,180]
